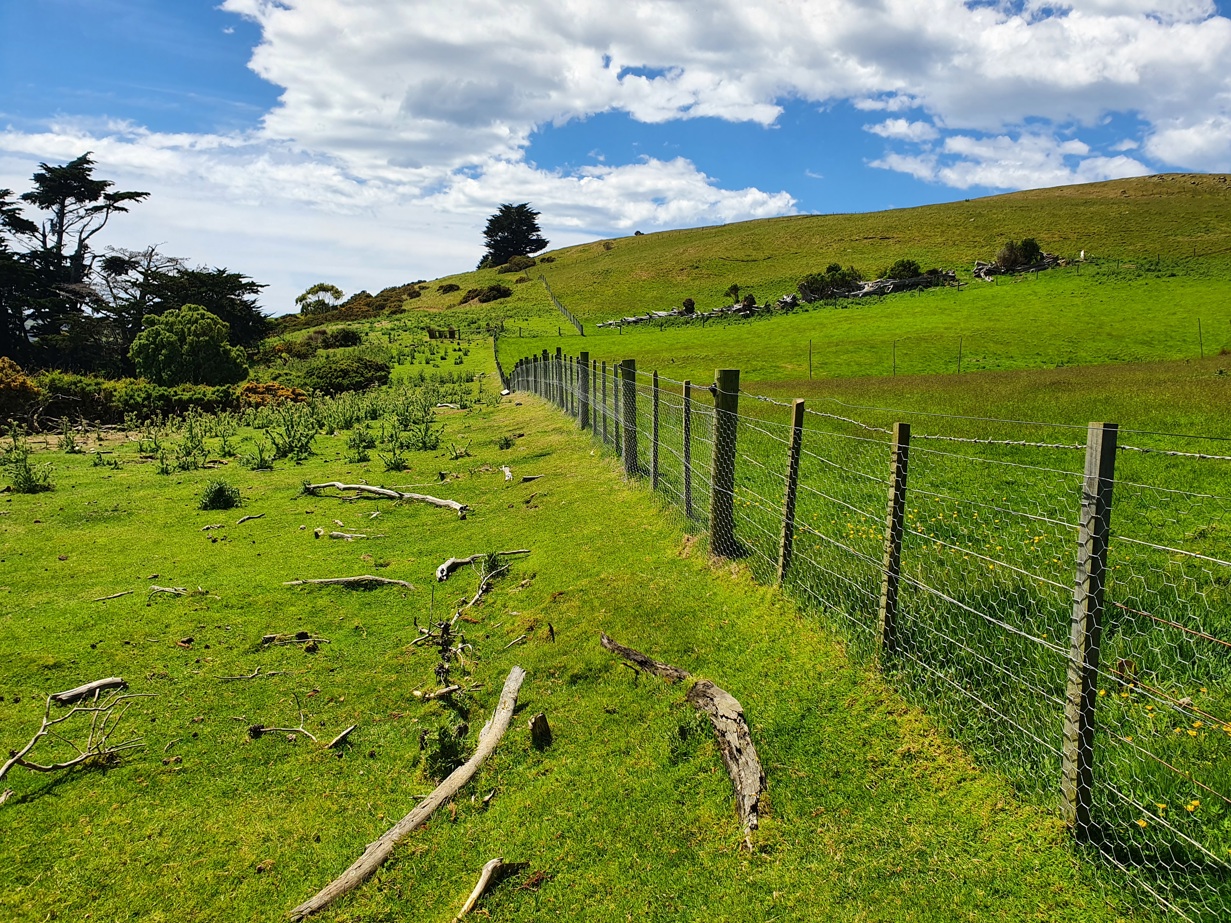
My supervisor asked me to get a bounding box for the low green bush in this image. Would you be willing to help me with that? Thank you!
[297,355,391,395]
[198,479,242,510]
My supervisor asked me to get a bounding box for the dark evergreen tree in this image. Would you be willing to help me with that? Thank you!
[479,203,548,268]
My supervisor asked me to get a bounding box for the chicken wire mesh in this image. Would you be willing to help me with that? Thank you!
[508,353,1231,920]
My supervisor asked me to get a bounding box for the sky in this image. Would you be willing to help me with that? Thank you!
[1,0,1229,315]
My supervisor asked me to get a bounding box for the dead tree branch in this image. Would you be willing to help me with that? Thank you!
[92,590,134,602]
[302,482,469,519]
[327,725,357,749]
[452,857,513,922]
[288,666,527,920]
[599,634,765,844]
[220,667,285,681]
[0,690,153,790]
[436,550,530,582]
[248,694,318,743]
[52,677,127,705]
[283,575,414,590]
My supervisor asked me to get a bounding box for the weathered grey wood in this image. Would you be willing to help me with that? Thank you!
[52,677,127,706]
[683,380,693,519]
[451,857,507,922]
[877,422,911,657]
[555,347,563,408]
[710,369,740,557]
[620,359,638,476]
[436,550,530,582]
[327,724,357,749]
[601,361,609,445]
[591,359,598,438]
[289,667,527,920]
[1062,422,1118,840]
[540,350,549,401]
[686,679,766,838]
[599,634,765,842]
[651,371,660,489]
[599,632,691,682]
[283,575,414,590]
[303,482,468,518]
[613,361,622,457]
[579,351,591,430]
[777,399,806,585]
[528,712,552,750]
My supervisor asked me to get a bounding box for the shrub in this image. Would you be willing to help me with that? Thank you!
[997,237,1044,270]
[741,293,757,308]
[0,358,40,419]
[298,355,391,395]
[238,381,309,409]
[682,298,696,314]
[129,304,248,386]
[305,327,363,350]
[2,427,53,494]
[883,258,923,279]
[496,254,537,274]
[457,284,512,306]
[198,479,242,511]
[437,283,461,294]
[797,265,864,301]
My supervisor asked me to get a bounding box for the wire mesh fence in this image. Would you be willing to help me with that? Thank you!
[508,352,1231,921]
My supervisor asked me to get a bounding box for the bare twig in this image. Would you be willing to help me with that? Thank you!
[92,590,134,602]
[436,550,530,582]
[249,694,318,743]
[52,677,127,706]
[236,514,265,525]
[283,575,414,590]
[452,858,507,922]
[148,585,188,597]
[302,482,468,519]
[220,666,285,681]
[288,666,527,920]
[0,690,154,788]
[327,725,357,749]
[503,635,527,650]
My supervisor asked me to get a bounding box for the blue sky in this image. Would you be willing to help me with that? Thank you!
[2,0,1230,313]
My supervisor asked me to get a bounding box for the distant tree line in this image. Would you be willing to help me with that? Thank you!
[0,154,269,378]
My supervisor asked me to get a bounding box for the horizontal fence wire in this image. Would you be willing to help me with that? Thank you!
[508,354,1231,921]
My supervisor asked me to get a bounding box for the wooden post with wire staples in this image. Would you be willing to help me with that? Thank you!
[683,380,693,519]
[877,422,911,658]
[710,369,740,557]
[601,361,609,445]
[579,352,590,430]
[620,360,638,475]
[613,362,622,458]
[651,371,660,489]
[1062,421,1118,841]
[777,399,805,585]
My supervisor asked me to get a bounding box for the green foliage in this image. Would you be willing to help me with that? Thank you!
[423,719,471,780]
[883,258,923,279]
[997,237,1044,270]
[457,284,512,305]
[198,479,241,511]
[295,282,345,316]
[297,354,391,395]
[496,254,537,274]
[58,419,82,454]
[129,304,248,386]
[265,404,317,461]
[480,203,548,268]
[346,422,375,462]
[797,264,864,301]
[436,282,460,294]
[0,357,40,419]
[1,425,53,493]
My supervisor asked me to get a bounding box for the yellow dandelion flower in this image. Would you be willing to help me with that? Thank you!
[1188,730,1198,737]
[1193,721,1203,729]
[1136,819,1148,828]
[1098,689,1107,697]
[1186,804,1197,812]
[1156,804,1167,812]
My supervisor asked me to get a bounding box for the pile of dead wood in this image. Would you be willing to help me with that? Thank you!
[973,254,1062,281]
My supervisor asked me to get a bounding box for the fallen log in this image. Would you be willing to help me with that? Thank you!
[283,575,414,590]
[599,634,765,843]
[686,680,766,839]
[52,677,127,706]
[436,549,530,582]
[303,482,468,519]
[288,665,526,920]
[598,632,690,683]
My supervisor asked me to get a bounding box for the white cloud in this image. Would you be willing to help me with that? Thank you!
[3,0,1230,311]
[865,119,940,142]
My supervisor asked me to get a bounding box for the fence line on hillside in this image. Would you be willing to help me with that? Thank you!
[539,276,585,336]
[509,348,1231,923]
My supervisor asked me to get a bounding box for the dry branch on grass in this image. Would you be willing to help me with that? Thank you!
[52,677,127,705]
[220,666,284,681]
[303,481,468,519]
[327,725,357,749]
[283,575,414,590]
[261,632,330,647]
[92,590,134,602]
[288,666,527,921]
[599,634,765,842]
[452,858,519,922]
[236,513,265,525]
[0,688,153,793]
[435,549,530,582]
[248,694,318,743]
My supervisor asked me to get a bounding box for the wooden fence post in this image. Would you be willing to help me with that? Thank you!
[1062,422,1118,840]
[541,350,549,401]
[613,361,623,458]
[620,360,638,475]
[601,361,609,445]
[878,422,911,657]
[683,380,693,519]
[777,399,805,584]
[710,369,740,557]
[592,359,598,438]
[579,352,591,430]
[651,371,660,489]
[555,347,563,408]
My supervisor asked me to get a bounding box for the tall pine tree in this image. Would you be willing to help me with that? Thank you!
[479,203,548,268]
